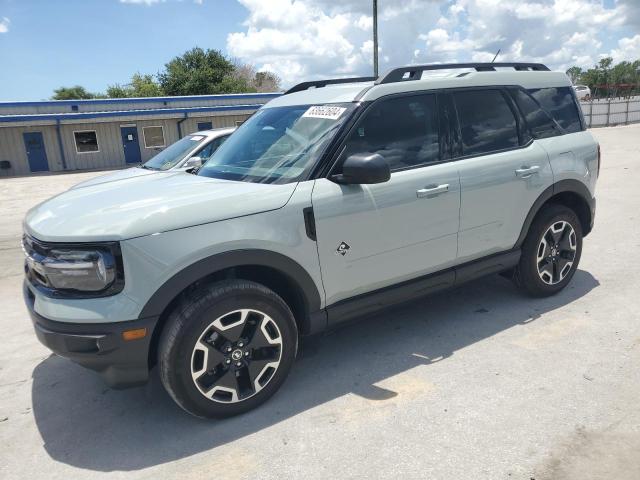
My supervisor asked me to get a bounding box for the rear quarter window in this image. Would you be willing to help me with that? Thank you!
[510,89,562,140]
[527,87,583,133]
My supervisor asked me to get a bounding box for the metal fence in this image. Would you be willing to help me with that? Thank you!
[580,96,640,127]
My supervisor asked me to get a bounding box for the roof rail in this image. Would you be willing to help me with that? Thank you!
[376,62,550,84]
[284,76,376,95]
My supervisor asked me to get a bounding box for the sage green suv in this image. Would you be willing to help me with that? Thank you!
[23,63,598,418]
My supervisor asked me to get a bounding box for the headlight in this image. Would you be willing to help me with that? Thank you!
[23,236,124,297]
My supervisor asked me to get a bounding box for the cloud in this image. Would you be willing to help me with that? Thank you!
[607,34,640,64]
[227,0,636,86]
[0,16,9,33]
[227,0,440,84]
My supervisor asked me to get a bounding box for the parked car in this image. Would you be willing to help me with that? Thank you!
[70,127,234,189]
[573,84,591,100]
[23,62,599,418]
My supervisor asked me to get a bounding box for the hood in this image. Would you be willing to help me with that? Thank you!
[69,167,158,189]
[24,172,297,242]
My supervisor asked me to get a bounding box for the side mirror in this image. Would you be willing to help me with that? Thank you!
[183,156,203,169]
[331,153,390,185]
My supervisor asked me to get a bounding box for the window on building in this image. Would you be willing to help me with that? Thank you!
[510,89,562,139]
[527,87,583,133]
[73,131,99,153]
[197,121,213,131]
[143,126,165,148]
[453,89,519,156]
[341,93,440,171]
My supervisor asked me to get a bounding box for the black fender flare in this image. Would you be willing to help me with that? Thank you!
[139,249,322,321]
[514,179,595,248]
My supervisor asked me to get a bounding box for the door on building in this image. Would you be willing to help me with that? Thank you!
[120,126,142,164]
[197,121,213,131]
[23,132,49,172]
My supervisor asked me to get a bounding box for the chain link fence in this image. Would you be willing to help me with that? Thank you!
[580,96,640,127]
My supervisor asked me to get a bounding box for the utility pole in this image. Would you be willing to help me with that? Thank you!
[373,0,379,77]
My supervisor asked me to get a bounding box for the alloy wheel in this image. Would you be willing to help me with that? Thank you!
[190,309,282,403]
[536,220,577,285]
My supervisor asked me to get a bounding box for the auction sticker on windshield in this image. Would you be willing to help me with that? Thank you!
[302,105,347,120]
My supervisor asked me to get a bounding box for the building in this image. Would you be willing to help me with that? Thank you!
[0,92,279,177]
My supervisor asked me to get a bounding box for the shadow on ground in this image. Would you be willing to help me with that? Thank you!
[31,270,599,472]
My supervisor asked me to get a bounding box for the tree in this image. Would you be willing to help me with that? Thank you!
[253,71,281,92]
[565,57,640,98]
[231,60,281,92]
[566,66,582,85]
[158,47,252,95]
[51,48,282,99]
[52,85,100,100]
[106,73,163,98]
[105,84,130,98]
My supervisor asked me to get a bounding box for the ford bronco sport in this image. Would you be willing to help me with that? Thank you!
[23,63,598,418]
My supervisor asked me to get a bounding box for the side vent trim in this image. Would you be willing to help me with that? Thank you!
[303,207,317,241]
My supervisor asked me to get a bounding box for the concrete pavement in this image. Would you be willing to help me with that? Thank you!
[1,126,639,479]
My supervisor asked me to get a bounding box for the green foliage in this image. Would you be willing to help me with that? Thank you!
[52,85,100,100]
[565,66,583,84]
[567,57,640,98]
[106,73,164,98]
[158,47,254,95]
[105,84,130,98]
[52,48,282,99]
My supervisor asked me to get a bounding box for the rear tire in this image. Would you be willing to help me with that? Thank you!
[515,204,583,297]
[158,279,297,418]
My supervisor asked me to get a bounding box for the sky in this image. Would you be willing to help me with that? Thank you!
[0,0,638,101]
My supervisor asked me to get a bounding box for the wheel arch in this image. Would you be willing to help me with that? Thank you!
[142,250,325,367]
[515,179,595,248]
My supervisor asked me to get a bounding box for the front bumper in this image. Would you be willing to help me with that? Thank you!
[24,282,158,388]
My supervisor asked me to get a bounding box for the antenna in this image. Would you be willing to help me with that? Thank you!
[491,49,501,63]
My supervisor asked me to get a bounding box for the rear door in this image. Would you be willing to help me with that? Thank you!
[312,92,460,308]
[452,88,553,262]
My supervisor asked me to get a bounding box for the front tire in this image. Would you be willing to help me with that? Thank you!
[158,279,298,418]
[516,204,583,297]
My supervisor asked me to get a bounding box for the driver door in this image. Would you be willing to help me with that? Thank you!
[311,92,460,310]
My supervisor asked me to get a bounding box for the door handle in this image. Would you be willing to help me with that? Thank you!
[417,184,449,198]
[515,165,540,178]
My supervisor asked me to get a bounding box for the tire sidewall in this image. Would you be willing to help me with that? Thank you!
[520,205,583,296]
[164,283,297,418]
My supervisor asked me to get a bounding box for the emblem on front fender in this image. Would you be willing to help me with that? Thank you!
[336,242,351,256]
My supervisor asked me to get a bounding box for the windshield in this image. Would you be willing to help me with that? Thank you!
[198,103,356,184]
[142,134,207,171]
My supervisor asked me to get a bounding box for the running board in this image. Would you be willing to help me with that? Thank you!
[325,249,521,326]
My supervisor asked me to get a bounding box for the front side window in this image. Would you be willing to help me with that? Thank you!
[197,135,229,162]
[341,93,440,171]
[527,87,583,133]
[143,126,166,148]
[454,89,518,156]
[74,130,99,153]
[143,134,206,170]
[198,104,356,184]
